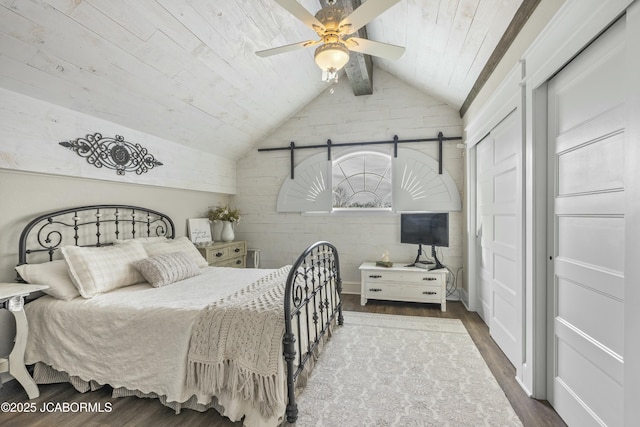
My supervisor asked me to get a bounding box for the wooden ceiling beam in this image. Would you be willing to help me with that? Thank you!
[459,0,542,117]
[320,0,373,95]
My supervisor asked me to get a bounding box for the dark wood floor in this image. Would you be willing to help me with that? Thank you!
[0,296,566,426]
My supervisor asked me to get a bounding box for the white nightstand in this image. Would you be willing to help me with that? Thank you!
[1,283,48,399]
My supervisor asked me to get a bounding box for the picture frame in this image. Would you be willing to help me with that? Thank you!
[187,218,212,244]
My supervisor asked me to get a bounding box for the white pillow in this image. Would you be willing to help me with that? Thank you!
[15,260,80,301]
[62,241,148,298]
[133,251,202,288]
[144,236,208,268]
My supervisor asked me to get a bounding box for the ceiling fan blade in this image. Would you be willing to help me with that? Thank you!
[255,40,320,57]
[274,0,325,33]
[345,37,405,60]
[339,0,401,34]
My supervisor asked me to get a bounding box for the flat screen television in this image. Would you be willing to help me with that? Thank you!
[400,213,449,269]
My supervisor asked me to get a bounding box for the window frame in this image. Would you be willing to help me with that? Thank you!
[331,149,393,210]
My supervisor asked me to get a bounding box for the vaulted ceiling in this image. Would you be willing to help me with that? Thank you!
[0,0,527,161]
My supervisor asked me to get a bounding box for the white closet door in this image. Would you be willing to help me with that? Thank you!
[476,109,522,367]
[547,19,625,427]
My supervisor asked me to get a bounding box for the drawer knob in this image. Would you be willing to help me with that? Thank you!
[216,252,223,257]
[235,259,242,264]
[369,288,382,292]
[423,291,437,295]
[234,248,240,253]
[423,277,436,281]
[369,275,382,279]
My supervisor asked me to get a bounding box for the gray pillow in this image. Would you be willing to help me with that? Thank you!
[133,251,202,288]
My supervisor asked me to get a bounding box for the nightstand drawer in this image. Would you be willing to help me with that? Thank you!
[198,241,247,267]
[206,247,228,260]
[226,241,246,257]
[364,270,442,284]
[365,282,403,299]
[215,256,246,268]
[365,283,442,302]
[404,285,442,301]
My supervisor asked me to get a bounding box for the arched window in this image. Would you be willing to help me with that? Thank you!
[276,147,461,213]
[332,151,392,209]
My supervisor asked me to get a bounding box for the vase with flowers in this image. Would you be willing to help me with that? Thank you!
[208,205,241,242]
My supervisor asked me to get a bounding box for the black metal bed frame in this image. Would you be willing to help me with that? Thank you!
[284,241,343,423]
[16,205,343,424]
[17,204,175,267]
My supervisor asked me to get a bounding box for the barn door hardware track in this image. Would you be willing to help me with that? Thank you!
[258,132,462,179]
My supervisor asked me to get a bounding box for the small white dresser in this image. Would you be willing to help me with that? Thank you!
[359,262,448,311]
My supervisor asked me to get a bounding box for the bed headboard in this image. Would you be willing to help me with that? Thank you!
[18,205,175,266]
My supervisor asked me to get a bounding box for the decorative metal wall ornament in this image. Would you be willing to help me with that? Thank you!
[59,133,163,175]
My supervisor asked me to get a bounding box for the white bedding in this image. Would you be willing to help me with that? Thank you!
[24,266,286,426]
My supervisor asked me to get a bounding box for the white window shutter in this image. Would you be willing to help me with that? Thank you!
[392,148,462,211]
[276,152,332,212]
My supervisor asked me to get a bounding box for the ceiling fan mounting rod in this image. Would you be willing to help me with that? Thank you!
[315,4,346,32]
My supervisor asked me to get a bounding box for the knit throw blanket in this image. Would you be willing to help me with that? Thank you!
[186,266,291,418]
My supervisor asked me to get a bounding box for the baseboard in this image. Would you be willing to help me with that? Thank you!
[459,288,471,310]
[445,292,460,301]
[341,281,360,295]
[515,365,533,397]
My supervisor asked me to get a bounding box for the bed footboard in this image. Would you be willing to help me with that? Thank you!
[283,241,343,423]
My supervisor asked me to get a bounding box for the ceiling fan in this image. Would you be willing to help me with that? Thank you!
[256,0,405,82]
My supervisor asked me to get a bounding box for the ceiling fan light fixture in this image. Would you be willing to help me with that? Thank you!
[258,0,405,84]
[314,42,350,74]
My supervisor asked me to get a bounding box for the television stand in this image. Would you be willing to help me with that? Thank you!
[407,244,431,267]
[408,244,444,270]
[429,245,444,271]
[359,262,447,311]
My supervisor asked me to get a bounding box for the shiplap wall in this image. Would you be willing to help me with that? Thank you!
[0,88,236,194]
[234,68,464,291]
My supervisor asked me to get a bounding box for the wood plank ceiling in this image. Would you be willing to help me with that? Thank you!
[0,0,525,160]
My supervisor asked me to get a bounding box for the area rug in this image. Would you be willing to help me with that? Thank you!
[289,311,522,426]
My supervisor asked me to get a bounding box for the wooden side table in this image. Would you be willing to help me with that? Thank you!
[197,241,247,268]
[0,283,48,399]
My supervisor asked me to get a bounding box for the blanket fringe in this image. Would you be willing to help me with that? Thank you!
[187,359,282,418]
[186,266,291,419]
